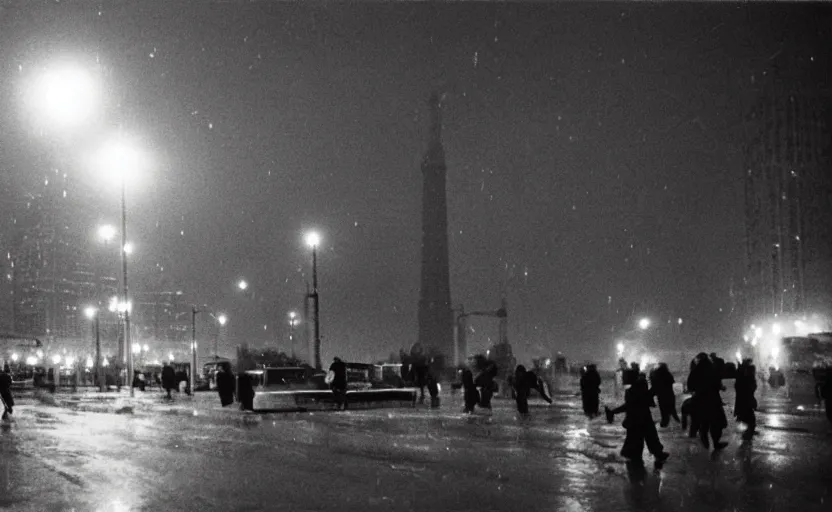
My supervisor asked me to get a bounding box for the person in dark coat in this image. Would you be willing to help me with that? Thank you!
[823,369,832,426]
[649,363,680,427]
[605,371,669,463]
[514,365,531,416]
[475,362,498,410]
[687,352,728,451]
[215,362,236,407]
[412,360,429,404]
[426,372,440,408]
[0,369,14,419]
[328,357,348,410]
[161,363,177,399]
[238,372,255,411]
[734,358,758,440]
[461,368,479,413]
[580,364,602,417]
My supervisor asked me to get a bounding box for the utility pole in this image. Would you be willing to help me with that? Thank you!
[191,306,197,394]
[311,244,321,370]
[304,282,311,365]
[94,313,103,392]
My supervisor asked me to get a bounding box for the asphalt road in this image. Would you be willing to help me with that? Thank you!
[1,391,831,512]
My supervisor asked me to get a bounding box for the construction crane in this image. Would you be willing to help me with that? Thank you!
[454,298,509,368]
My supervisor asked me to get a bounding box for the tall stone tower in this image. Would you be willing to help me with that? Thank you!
[417,92,454,370]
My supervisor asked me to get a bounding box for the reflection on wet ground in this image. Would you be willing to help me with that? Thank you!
[1,394,830,511]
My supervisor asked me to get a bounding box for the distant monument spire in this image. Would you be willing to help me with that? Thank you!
[417,91,453,372]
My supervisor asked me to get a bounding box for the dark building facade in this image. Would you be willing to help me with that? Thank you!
[743,88,832,319]
[417,92,454,369]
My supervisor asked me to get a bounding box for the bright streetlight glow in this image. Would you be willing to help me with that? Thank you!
[11,353,19,362]
[616,342,625,355]
[168,352,174,362]
[27,62,99,130]
[305,231,321,249]
[52,354,61,365]
[677,317,683,325]
[217,314,228,326]
[98,224,117,243]
[64,356,75,367]
[86,357,93,368]
[751,338,758,347]
[142,344,149,352]
[735,350,742,362]
[638,318,651,330]
[771,345,780,358]
[237,280,248,291]
[754,327,763,338]
[772,323,781,335]
[26,356,38,366]
[96,136,147,186]
[84,306,98,319]
[103,358,110,367]
[117,301,132,313]
[123,242,134,255]
[132,343,141,354]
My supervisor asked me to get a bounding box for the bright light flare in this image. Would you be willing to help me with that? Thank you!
[735,350,742,362]
[771,345,780,358]
[237,279,248,291]
[98,224,117,242]
[11,353,19,362]
[85,357,93,368]
[616,342,625,355]
[217,314,228,326]
[142,344,149,352]
[123,242,134,255]
[64,356,75,367]
[772,323,781,335]
[638,318,651,330]
[84,306,98,319]
[755,327,764,338]
[26,356,38,366]
[132,343,141,354]
[95,136,147,187]
[27,62,99,130]
[51,355,61,365]
[304,231,321,249]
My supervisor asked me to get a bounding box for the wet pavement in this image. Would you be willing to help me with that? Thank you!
[1,390,831,512]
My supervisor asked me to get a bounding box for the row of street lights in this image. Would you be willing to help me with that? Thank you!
[24,61,149,397]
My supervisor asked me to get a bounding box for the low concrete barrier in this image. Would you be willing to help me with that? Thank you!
[252,388,418,412]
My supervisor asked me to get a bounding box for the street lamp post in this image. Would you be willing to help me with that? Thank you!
[85,306,104,392]
[288,311,298,358]
[216,314,228,361]
[305,232,322,370]
[191,306,198,394]
[119,180,134,397]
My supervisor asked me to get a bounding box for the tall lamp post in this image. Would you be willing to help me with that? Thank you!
[97,138,144,398]
[84,306,104,391]
[305,231,322,370]
[288,311,298,358]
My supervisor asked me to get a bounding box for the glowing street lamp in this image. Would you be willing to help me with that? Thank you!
[305,230,322,369]
[11,353,19,362]
[237,280,248,291]
[25,61,100,131]
[98,224,117,243]
[638,318,651,330]
[95,136,147,398]
[289,311,299,357]
[217,314,228,326]
[616,342,625,357]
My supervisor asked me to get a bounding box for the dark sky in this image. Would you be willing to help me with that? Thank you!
[1,1,830,364]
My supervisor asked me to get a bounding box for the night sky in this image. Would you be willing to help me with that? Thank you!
[1,2,830,364]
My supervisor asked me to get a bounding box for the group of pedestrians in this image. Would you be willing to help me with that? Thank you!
[600,352,764,465]
[458,358,503,414]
